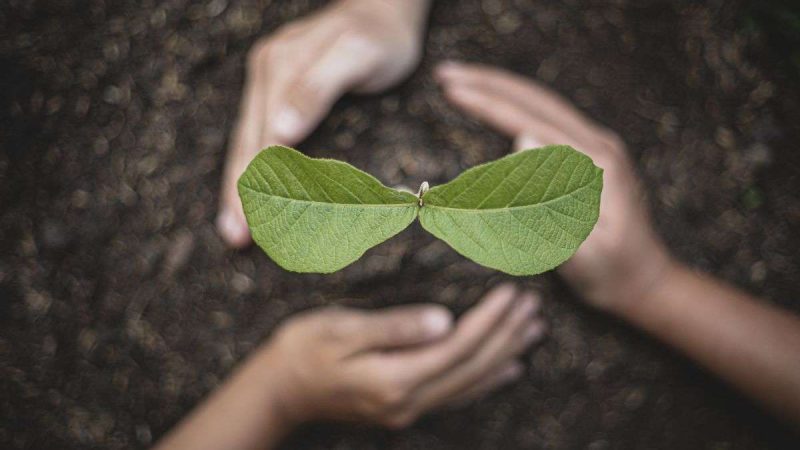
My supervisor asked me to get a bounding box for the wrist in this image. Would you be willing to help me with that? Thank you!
[600,245,682,317]
[612,256,689,322]
[242,343,306,433]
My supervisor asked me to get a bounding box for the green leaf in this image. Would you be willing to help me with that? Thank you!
[240,145,602,277]
[418,145,602,276]
[238,146,419,273]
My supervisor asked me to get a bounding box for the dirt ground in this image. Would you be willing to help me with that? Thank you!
[2,0,800,448]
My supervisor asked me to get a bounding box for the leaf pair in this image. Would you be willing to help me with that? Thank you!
[238,145,602,275]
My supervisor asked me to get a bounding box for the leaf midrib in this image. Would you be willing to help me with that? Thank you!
[242,175,597,212]
[424,181,599,213]
[239,183,417,208]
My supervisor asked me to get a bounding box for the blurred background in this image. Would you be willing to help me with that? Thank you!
[1,0,799,448]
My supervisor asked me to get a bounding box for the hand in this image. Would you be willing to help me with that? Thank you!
[435,62,675,314]
[261,284,545,429]
[218,0,431,247]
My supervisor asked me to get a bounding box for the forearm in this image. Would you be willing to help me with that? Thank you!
[616,261,800,425]
[154,347,294,450]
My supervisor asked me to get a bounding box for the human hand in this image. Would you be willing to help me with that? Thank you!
[435,62,675,314]
[259,284,545,429]
[218,0,431,247]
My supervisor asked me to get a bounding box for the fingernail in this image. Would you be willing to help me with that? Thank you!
[422,308,453,337]
[272,107,303,141]
[516,298,536,318]
[518,292,541,314]
[502,363,524,381]
[515,134,543,152]
[487,283,517,311]
[523,322,547,344]
[216,210,251,247]
[494,282,518,296]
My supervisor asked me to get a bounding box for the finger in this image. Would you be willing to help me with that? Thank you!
[346,304,454,353]
[216,45,272,248]
[216,162,252,248]
[383,283,519,384]
[442,80,588,146]
[510,125,586,153]
[217,127,256,248]
[437,62,616,160]
[443,360,523,409]
[234,18,342,153]
[441,83,535,137]
[443,81,588,154]
[264,32,383,146]
[436,61,600,140]
[217,22,335,247]
[409,293,546,412]
[512,133,544,152]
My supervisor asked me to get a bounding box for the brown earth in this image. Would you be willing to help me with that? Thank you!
[1,0,799,449]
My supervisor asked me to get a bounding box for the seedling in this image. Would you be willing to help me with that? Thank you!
[238,145,602,275]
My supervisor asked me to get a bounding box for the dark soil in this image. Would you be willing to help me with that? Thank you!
[2,0,800,449]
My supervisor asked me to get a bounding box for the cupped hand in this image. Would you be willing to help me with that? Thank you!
[435,62,675,313]
[263,284,545,429]
[218,0,431,247]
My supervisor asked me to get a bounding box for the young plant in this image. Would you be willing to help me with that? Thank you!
[238,145,602,275]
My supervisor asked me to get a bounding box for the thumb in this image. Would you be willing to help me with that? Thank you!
[268,35,382,144]
[352,304,453,352]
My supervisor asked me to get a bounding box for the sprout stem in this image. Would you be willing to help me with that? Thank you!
[416,181,430,206]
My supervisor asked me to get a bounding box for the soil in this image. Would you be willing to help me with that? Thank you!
[2,0,800,449]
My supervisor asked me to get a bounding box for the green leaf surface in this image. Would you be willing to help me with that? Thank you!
[238,146,418,273]
[419,145,602,275]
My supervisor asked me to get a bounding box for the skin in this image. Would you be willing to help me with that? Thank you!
[179,1,800,448]
[434,61,800,426]
[218,0,433,247]
[155,285,546,450]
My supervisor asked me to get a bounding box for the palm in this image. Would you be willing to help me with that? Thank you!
[436,62,671,310]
